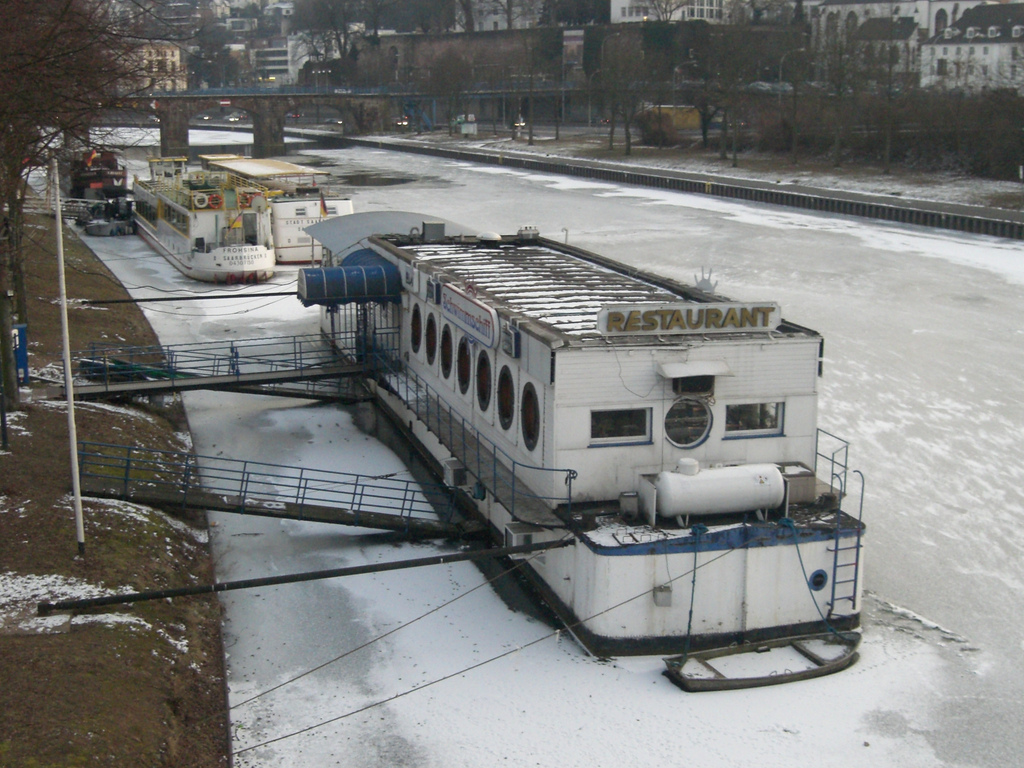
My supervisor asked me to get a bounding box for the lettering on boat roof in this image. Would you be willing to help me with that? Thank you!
[598,303,781,336]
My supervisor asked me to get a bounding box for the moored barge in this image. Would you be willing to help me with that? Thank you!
[300,213,865,660]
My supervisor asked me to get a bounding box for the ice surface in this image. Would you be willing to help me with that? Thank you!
[72,143,1024,767]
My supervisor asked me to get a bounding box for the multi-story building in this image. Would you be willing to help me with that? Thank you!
[137,42,188,92]
[252,37,292,84]
[813,0,986,40]
[920,3,1024,92]
[610,0,724,23]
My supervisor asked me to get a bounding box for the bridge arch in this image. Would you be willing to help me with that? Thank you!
[151,92,386,158]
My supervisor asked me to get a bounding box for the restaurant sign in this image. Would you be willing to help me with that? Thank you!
[597,302,781,336]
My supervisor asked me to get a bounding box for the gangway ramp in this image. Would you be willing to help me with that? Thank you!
[78,442,473,539]
[58,334,372,400]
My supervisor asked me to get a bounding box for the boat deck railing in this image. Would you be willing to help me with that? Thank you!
[351,345,574,527]
[134,171,272,211]
[814,429,850,500]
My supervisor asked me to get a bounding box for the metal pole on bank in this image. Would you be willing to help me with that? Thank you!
[52,158,85,557]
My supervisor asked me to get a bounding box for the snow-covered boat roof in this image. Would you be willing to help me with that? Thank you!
[206,157,326,180]
[374,228,817,346]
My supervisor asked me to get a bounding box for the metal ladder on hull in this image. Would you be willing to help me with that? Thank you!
[827,469,865,620]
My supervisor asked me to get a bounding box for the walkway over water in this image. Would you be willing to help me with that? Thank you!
[78,441,473,539]
[58,334,370,402]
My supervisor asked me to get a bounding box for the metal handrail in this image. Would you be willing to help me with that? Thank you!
[365,349,575,514]
[814,428,850,498]
[78,441,455,522]
[75,333,364,387]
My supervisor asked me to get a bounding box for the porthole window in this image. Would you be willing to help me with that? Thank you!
[440,324,453,379]
[664,398,712,448]
[425,314,437,365]
[476,350,492,411]
[521,382,540,451]
[457,337,471,394]
[410,304,422,354]
[497,366,515,430]
[809,569,829,591]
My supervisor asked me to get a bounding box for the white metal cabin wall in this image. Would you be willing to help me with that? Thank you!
[554,539,838,642]
[402,295,560,501]
[552,339,821,502]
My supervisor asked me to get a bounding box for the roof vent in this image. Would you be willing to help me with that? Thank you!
[422,221,446,242]
[477,231,502,246]
[517,226,539,241]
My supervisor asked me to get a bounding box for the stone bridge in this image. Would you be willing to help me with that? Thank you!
[136,91,388,158]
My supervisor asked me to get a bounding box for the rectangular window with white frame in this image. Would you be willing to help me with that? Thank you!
[590,408,652,446]
[724,402,784,438]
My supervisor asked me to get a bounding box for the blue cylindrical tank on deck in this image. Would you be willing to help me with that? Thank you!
[298,249,401,307]
[654,460,785,517]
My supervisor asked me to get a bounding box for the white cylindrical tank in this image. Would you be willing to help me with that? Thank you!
[654,462,785,517]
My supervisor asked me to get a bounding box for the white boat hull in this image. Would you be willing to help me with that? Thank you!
[135,204,274,284]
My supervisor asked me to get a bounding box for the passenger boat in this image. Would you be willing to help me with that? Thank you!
[299,212,866,663]
[132,157,275,283]
[201,155,353,264]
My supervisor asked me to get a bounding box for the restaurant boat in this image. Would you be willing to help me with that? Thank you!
[298,212,866,666]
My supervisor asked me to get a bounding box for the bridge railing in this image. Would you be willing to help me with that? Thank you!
[75,333,354,386]
[78,441,456,523]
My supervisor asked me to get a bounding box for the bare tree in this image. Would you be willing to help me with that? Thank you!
[648,0,691,22]
[421,48,475,134]
[293,0,361,62]
[0,0,147,409]
[815,10,864,166]
[482,0,543,29]
[855,15,918,173]
[601,34,650,155]
[456,0,476,31]
[363,0,401,38]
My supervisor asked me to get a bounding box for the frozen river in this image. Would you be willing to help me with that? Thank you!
[87,142,1024,767]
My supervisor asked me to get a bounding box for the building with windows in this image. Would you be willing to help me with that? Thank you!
[920,3,1024,91]
[610,0,724,23]
[137,42,188,92]
[917,2,1024,91]
[813,0,988,40]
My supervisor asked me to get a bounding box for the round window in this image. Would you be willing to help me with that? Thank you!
[457,337,471,394]
[521,382,540,451]
[477,350,492,411]
[440,325,453,379]
[497,366,514,431]
[809,569,829,592]
[410,304,422,354]
[664,398,712,448]
[425,314,437,365]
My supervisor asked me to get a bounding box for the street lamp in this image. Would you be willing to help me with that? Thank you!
[779,48,806,155]
[586,68,601,126]
[778,48,805,110]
